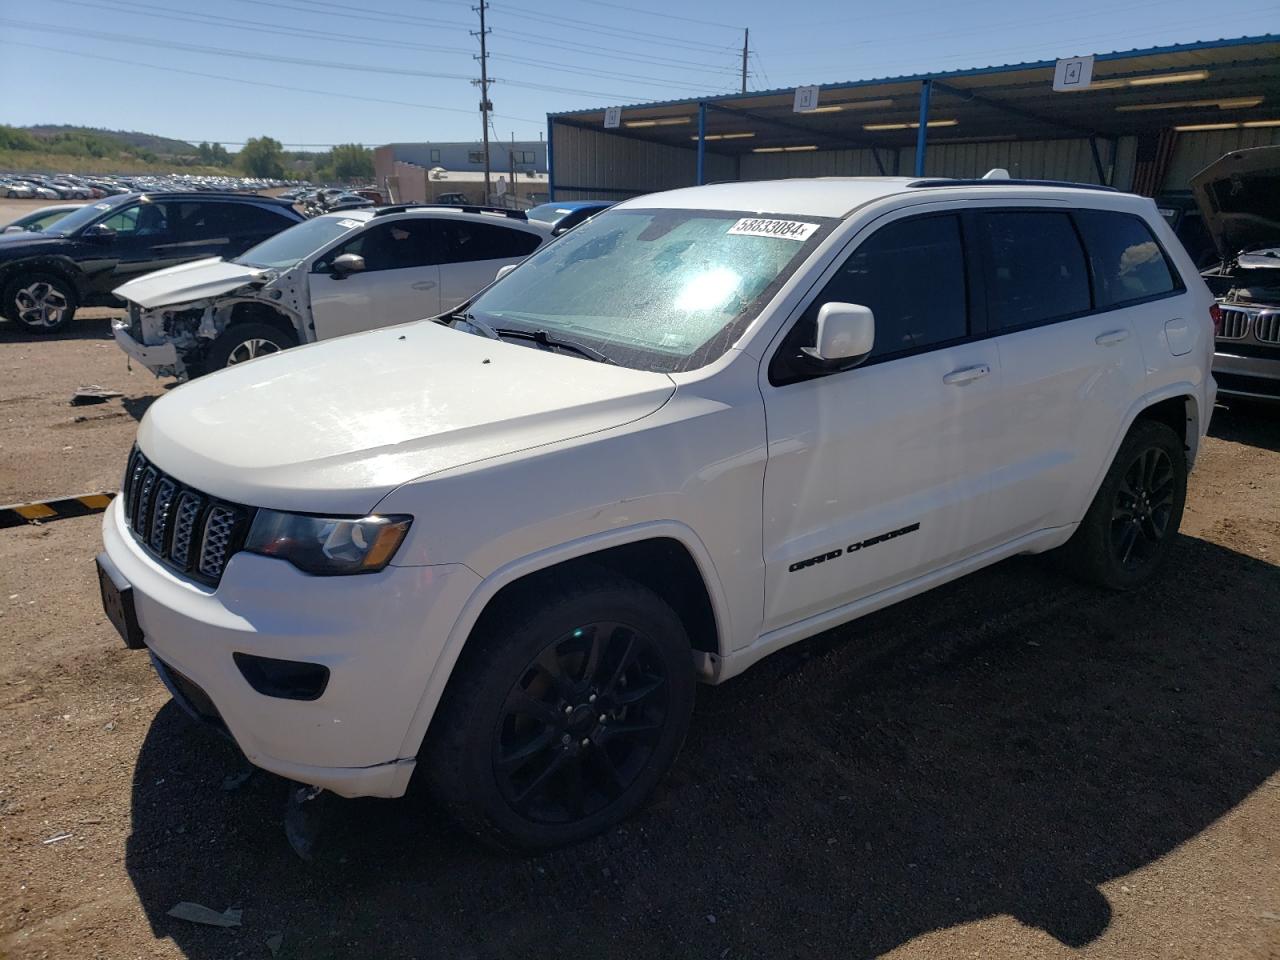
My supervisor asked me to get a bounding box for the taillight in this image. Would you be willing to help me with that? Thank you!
[1210,303,1222,336]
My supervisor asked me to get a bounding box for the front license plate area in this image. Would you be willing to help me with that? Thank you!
[96,553,145,649]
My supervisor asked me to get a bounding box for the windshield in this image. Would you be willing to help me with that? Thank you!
[44,196,132,235]
[235,214,366,268]
[467,207,834,372]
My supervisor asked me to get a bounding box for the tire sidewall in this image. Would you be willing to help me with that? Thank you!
[451,582,696,850]
[1090,421,1188,588]
[6,273,77,332]
[205,321,297,372]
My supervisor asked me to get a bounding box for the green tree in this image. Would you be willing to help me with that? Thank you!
[0,125,41,151]
[238,136,285,178]
[329,143,374,181]
[197,141,231,165]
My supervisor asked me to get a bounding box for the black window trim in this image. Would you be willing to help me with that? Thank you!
[768,204,1188,388]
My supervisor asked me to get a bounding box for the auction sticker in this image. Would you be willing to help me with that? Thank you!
[337,218,362,228]
[727,218,819,241]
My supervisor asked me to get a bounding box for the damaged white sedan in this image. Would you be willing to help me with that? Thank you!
[112,205,551,378]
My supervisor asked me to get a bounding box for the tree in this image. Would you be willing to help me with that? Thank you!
[197,141,230,165]
[238,136,285,178]
[329,143,374,182]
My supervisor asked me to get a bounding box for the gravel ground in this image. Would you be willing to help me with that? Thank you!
[1,300,1279,959]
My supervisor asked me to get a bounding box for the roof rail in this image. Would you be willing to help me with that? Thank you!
[373,203,529,220]
[906,178,1119,192]
[135,190,295,204]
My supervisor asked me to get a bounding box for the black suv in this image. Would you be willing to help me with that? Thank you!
[0,192,304,332]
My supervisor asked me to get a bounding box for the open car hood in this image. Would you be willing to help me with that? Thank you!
[113,257,273,309]
[1190,146,1280,262]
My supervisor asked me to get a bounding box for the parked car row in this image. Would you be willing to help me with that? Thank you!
[1,171,292,201]
[98,170,1218,853]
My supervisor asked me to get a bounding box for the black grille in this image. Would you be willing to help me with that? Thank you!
[1256,312,1280,345]
[122,446,255,586]
[1217,307,1250,340]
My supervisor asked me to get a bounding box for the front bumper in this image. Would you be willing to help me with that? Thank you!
[111,319,183,378]
[101,498,480,797]
[1213,349,1280,400]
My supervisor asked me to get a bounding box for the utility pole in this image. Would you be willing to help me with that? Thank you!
[471,0,492,203]
[740,28,749,93]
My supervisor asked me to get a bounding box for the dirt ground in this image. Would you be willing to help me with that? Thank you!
[1,284,1279,959]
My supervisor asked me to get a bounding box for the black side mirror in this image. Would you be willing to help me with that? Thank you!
[82,223,117,240]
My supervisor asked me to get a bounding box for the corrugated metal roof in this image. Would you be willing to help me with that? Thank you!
[549,33,1280,118]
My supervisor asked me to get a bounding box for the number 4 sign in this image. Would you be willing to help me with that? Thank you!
[793,85,820,113]
[1053,56,1094,91]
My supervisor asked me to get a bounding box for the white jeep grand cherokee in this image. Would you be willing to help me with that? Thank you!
[97,175,1215,850]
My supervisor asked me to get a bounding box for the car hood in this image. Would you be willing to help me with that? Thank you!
[0,231,64,257]
[114,257,274,308]
[138,320,676,514]
[1190,145,1280,261]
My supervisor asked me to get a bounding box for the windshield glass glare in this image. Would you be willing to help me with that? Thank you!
[44,196,132,235]
[468,208,832,372]
[235,214,365,269]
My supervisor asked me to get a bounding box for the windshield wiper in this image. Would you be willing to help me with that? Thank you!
[445,313,613,364]
[492,327,615,364]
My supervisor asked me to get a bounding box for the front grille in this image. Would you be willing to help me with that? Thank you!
[1255,312,1280,345]
[122,446,255,586]
[1218,307,1250,340]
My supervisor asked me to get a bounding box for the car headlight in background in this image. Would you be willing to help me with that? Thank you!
[244,511,412,575]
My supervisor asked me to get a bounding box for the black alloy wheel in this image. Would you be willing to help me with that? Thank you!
[493,621,669,825]
[1110,446,1176,570]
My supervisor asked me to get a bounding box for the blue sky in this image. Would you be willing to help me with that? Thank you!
[1,0,1275,150]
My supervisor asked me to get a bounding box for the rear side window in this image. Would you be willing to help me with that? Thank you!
[330,220,436,271]
[978,211,1091,331]
[1073,209,1181,308]
[220,203,296,237]
[436,220,542,263]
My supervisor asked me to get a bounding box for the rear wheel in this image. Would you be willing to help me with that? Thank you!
[423,569,696,850]
[204,321,297,372]
[6,273,77,332]
[1058,418,1187,589]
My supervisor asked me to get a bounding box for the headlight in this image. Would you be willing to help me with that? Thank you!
[243,510,412,575]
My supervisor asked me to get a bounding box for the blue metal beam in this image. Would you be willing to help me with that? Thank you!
[696,102,707,185]
[914,79,931,177]
[546,117,555,201]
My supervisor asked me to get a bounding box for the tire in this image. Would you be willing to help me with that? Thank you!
[422,568,696,851]
[1057,418,1187,590]
[5,273,78,332]
[203,321,298,372]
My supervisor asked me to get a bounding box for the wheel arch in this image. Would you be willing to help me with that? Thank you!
[394,521,730,762]
[223,298,303,339]
[0,257,86,310]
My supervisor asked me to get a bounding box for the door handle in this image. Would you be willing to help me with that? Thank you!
[943,363,991,386]
[411,280,437,291]
[1095,329,1130,346]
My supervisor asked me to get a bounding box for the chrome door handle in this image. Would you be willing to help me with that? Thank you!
[1095,329,1130,346]
[943,363,991,385]
[411,280,437,290]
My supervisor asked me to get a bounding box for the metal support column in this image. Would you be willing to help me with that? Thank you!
[1088,133,1107,185]
[914,79,932,177]
[696,102,707,185]
[546,117,555,201]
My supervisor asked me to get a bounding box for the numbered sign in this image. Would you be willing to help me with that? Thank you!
[793,85,820,113]
[604,106,621,129]
[1053,56,1094,91]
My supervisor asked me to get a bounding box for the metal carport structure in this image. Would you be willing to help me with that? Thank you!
[546,34,1280,201]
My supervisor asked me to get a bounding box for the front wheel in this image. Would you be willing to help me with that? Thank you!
[203,321,298,372]
[1058,419,1187,589]
[5,274,77,332]
[422,569,696,850]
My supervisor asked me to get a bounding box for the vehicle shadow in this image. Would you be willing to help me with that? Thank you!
[1210,401,1280,453]
[125,535,1280,958]
[0,314,119,343]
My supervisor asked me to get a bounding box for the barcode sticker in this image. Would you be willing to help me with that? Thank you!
[727,218,819,241]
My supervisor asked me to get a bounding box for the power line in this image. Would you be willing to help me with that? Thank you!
[6,41,540,125]
[0,21,478,80]
[491,52,738,93]
[220,0,472,31]
[541,0,743,30]
[44,0,475,56]
[487,3,739,53]
[490,27,741,74]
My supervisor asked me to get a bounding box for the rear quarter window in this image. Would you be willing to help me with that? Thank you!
[1073,209,1182,308]
[978,211,1091,331]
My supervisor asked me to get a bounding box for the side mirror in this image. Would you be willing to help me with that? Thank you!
[494,263,518,283]
[802,302,875,369]
[2,225,22,234]
[331,253,365,277]
[83,223,117,240]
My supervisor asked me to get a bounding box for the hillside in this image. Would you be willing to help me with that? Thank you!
[21,125,197,156]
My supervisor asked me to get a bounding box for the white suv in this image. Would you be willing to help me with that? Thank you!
[111,205,550,378]
[97,176,1215,850]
